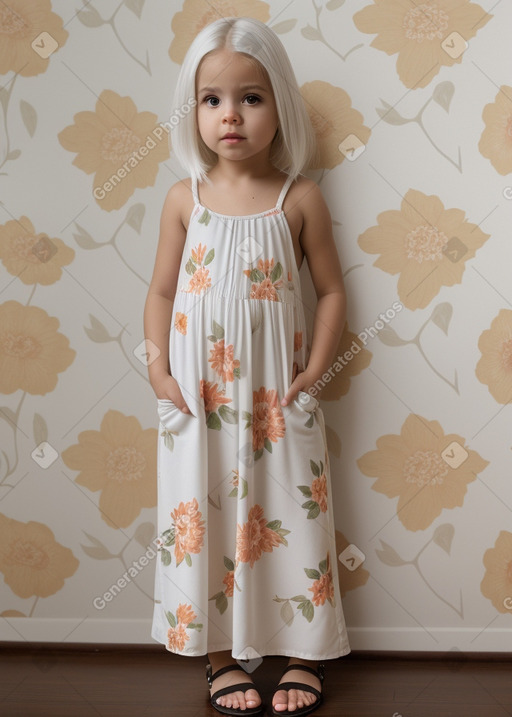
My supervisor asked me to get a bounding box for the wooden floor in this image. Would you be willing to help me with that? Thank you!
[1,644,511,716]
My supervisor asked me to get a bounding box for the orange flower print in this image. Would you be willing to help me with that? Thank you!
[200,380,231,413]
[174,312,187,335]
[476,309,512,404]
[167,621,188,651]
[480,531,512,614]
[165,602,202,652]
[170,498,205,566]
[235,504,289,568]
[298,459,328,519]
[209,339,241,383]
[357,414,489,531]
[294,332,303,353]
[307,553,335,607]
[176,603,197,626]
[251,387,286,454]
[223,570,234,597]
[183,243,214,295]
[244,257,284,301]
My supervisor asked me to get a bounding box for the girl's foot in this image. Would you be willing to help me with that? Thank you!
[272,658,322,713]
[208,651,262,711]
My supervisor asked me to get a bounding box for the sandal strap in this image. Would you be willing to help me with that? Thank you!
[279,663,325,682]
[206,664,256,695]
[211,682,260,701]
[273,680,322,700]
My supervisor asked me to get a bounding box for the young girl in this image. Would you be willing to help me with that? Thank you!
[144,16,350,717]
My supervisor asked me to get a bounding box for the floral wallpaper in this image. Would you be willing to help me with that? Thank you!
[0,0,510,653]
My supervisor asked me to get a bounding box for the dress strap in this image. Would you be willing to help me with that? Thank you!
[275,173,295,211]
[190,176,200,205]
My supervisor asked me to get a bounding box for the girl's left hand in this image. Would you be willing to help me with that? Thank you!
[281,368,317,407]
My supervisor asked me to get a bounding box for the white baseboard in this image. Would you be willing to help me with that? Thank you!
[1,619,511,653]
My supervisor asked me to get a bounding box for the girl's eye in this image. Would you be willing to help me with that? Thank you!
[204,96,220,107]
[244,95,260,105]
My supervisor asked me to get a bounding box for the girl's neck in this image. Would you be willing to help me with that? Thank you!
[207,154,281,185]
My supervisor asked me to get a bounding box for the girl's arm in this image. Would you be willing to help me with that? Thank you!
[281,180,347,406]
[143,181,190,408]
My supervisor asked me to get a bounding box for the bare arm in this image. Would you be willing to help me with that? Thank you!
[143,181,190,409]
[281,181,346,405]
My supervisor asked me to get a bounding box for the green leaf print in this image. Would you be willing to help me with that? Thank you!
[206,412,222,430]
[185,257,196,275]
[198,208,211,225]
[228,486,238,497]
[301,500,317,511]
[310,460,320,477]
[297,485,312,497]
[216,592,228,614]
[185,553,192,567]
[187,622,203,631]
[307,505,320,520]
[240,477,248,499]
[254,447,263,461]
[319,460,324,475]
[301,600,314,623]
[166,611,176,628]
[218,404,238,424]
[212,319,224,340]
[270,261,283,283]
[161,548,172,566]
[266,519,282,531]
[304,568,321,580]
[204,248,215,265]
[291,595,308,602]
[233,367,241,379]
[319,558,328,574]
[249,268,266,282]
[224,556,235,571]
[281,600,294,626]
[264,436,273,453]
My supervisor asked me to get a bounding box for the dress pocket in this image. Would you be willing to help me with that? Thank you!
[157,398,194,434]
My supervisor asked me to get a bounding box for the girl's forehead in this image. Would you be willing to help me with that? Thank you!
[196,49,270,88]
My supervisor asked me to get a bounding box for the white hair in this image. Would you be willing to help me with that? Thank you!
[169,16,317,184]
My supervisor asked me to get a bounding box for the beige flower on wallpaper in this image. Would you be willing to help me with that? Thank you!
[318,323,372,400]
[479,85,512,175]
[0,0,68,77]
[0,514,79,600]
[480,530,512,614]
[0,216,74,285]
[475,309,512,404]
[0,300,75,395]
[61,410,157,529]
[335,530,370,598]
[358,189,490,311]
[300,81,371,171]
[169,0,271,64]
[353,0,492,89]
[357,414,489,532]
[58,90,170,212]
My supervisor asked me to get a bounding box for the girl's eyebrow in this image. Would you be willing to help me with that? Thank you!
[198,84,269,94]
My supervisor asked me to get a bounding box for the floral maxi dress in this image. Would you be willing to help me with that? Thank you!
[151,173,351,661]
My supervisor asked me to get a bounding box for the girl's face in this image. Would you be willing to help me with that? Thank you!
[195,49,279,167]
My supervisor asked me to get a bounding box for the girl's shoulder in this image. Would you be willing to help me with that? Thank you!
[284,174,327,217]
[164,178,195,228]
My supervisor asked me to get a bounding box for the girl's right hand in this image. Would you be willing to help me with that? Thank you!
[153,374,191,413]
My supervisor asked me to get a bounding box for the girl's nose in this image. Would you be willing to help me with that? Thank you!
[222,106,242,124]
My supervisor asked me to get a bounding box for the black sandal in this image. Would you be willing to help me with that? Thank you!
[270,662,325,716]
[206,662,265,716]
